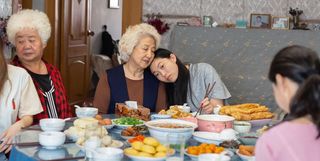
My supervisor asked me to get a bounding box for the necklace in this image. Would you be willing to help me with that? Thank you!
[123,64,143,80]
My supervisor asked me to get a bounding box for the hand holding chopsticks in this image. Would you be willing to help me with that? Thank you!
[194,81,216,117]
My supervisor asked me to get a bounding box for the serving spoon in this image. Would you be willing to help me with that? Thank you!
[74,105,82,109]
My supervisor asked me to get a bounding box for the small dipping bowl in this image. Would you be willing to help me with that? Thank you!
[76,107,98,118]
[40,118,65,132]
[39,131,66,149]
[233,121,252,133]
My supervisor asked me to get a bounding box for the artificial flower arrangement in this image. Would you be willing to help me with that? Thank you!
[0,18,12,47]
[146,13,170,35]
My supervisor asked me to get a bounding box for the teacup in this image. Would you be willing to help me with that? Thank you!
[151,114,171,120]
[84,136,101,158]
[219,129,238,141]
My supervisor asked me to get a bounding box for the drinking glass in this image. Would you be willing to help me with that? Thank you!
[84,125,102,158]
[165,133,185,161]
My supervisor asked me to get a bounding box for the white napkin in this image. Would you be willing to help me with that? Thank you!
[125,101,138,109]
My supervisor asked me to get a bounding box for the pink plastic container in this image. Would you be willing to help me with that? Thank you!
[197,115,235,133]
[178,117,198,125]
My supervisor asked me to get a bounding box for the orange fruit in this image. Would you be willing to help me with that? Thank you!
[103,118,112,125]
[95,114,103,120]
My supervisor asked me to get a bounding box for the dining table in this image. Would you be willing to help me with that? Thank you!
[9,114,243,161]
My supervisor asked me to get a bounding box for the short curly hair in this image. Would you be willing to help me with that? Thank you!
[119,23,161,62]
[6,9,51,46]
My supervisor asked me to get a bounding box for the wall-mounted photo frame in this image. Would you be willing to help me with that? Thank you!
[271,16,290,30]
[108,0,119,9]
[250,14,271,29]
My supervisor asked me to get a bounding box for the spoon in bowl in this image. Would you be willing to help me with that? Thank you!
[74,105,81,109]
[63,118,72,122]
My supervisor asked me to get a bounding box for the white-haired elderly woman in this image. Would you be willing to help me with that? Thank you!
[94,23,167,114]
[7,9,72,124]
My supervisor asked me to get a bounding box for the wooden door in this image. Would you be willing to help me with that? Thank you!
[60,0,92,105]
[122,0,142,34]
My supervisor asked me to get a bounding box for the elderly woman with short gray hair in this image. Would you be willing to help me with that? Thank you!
[94,23,167,114]
[7,9,72,123]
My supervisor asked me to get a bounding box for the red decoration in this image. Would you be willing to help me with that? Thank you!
[0,18,12,47]
[147,14,170,35]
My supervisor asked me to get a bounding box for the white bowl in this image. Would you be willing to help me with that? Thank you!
[238,132,258,145]
[198,153,231,161]
[219,129,238,141]
[39,131,66,149]
[76,107,98,118]
[145,119,197,144]
[93,147,123,161]
[236,149,255,161]
[177,105,191,113]
[233,121,252,133]
[37,147,68,160]
[40,118,65,132]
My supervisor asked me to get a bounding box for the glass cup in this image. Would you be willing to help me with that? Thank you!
[165,133,185,161]
[84,125,102,158]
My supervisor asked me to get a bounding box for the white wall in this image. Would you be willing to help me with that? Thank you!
[91,0,122,55]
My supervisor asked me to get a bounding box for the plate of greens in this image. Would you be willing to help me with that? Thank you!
[112,117,144,129]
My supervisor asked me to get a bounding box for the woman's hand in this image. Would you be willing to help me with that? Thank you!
[0,115,33,153]
[0,123,21,153]
[200,98,224,114]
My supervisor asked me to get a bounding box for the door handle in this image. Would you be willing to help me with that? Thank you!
[87,30,95,36]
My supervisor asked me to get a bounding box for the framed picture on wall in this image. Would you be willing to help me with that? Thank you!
[271,16,290,30]
[108,0,119,9]
[250,14,271,29]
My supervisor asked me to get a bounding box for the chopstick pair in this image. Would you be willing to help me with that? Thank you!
[194,81,216,117]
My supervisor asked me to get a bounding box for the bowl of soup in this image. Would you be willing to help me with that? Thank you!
[145,119,198,144]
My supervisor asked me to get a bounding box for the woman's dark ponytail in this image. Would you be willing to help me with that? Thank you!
[289,75,320,138]
[269,45,320,139]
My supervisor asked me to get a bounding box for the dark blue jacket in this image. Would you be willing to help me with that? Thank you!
[106,65,159,113]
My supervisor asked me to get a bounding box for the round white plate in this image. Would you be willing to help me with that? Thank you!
[236,149,255,161]
[192,131,229,144]
[125,154,166,161]
[184,149,230,161]
[76,140,124,151]
[120,135,135,140]
[112,119,144,129]
[184,151,198,161]
[193,135,222,145]
[248,119,272,127]
[103,124,115,130]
